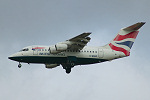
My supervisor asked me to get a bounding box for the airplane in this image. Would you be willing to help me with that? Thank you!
[8,22,145,74]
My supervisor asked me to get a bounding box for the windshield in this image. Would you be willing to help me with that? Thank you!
[19,48,29,52]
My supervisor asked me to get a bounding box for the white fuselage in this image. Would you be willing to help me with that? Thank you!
[9,45,125,65]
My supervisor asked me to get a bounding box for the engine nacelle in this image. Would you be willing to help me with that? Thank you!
[49,46,61,54]
[55,43,68,51]
[45,64,59,69]
[49,43,68,54]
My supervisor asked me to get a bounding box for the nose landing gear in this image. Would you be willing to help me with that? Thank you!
[18,62,22,68]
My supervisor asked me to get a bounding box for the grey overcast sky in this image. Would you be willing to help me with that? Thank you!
[0,0,150,100]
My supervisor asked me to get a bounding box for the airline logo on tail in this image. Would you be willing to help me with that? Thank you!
[109,22,145,56]
[109,31,139,56]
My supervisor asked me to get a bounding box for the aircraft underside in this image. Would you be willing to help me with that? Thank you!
[9,56,108,73]
[10,56,107,65]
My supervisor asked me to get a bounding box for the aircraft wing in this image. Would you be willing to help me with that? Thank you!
[67,32,91,50]
[49,32,91,54]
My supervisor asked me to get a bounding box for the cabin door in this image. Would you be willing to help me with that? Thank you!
[98,49,104,58]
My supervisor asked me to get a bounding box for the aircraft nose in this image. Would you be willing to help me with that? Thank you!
[8,56,12,60]
[8,53,20,61]
[8,54,15,60]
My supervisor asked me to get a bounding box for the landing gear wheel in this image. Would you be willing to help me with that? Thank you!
[71,62,75,67]
[18,63,22,68]
[66,68,71,74]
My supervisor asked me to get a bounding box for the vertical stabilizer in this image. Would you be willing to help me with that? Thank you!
[106,22,145,56]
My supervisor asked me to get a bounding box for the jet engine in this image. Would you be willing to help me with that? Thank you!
[49,43,68,54]
[45,64,59,69]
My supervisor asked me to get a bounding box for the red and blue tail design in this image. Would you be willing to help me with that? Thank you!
[108,22,145,56]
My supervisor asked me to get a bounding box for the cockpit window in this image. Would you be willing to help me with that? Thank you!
[19,48,29,52]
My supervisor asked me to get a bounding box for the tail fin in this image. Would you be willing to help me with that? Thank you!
[107,22,145,56]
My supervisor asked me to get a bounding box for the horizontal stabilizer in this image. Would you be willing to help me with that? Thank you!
[123,22,146,31]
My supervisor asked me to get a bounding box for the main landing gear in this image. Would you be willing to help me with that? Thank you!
[62,61,75,74]
[18,62,22,68]
[66,67,71,74]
